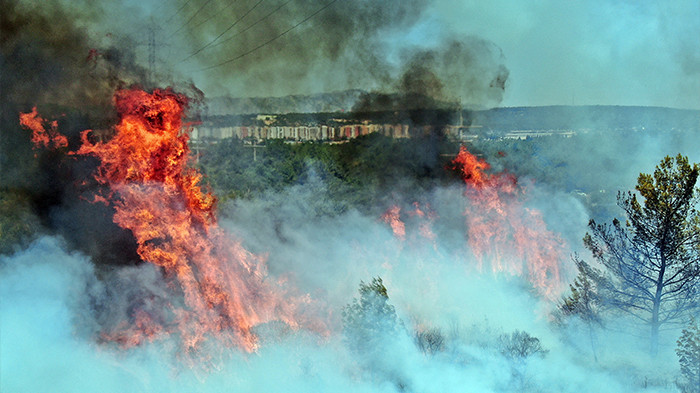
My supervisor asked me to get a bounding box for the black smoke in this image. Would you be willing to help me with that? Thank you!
[0,0,148,266]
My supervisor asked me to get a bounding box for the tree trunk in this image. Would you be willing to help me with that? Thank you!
[650,257,666,356]
[650,318,659,356]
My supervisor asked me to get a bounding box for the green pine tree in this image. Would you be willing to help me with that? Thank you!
[676,318,700,393]
[579,155,700,355]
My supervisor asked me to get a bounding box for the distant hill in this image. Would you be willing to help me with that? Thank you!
[205,90,699,133]
[472,105,700,132]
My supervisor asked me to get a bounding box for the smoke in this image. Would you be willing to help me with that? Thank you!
[0,0,151,266]
[35,0,509,108]
[1,0,697,391]
[0,187,680,392]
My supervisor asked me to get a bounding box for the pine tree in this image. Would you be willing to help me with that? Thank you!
[558,258,603,361]
[559,258,602,325]
[676,318,700,393]
[342,277,401,354]
[580,155,700,355]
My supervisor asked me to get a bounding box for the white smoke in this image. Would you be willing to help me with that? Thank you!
[2,172,682,392]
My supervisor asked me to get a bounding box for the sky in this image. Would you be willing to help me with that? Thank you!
[74,0,700,110]
[432,1,700,109]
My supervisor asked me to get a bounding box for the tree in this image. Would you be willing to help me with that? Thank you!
[559,259,603,325]
[579,154,700,354]
[0,190,41,255]
[414,327,445,355]
[498,330,548,360]
[557,259,603,361]
[498,330,548,392]
[341,277,401,354]
[676,318,700,393]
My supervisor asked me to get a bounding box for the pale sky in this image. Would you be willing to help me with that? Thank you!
[430,1,700,109]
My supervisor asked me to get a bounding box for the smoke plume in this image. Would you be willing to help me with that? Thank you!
[2,1,697,392]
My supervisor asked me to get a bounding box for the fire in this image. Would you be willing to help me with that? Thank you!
[410,202,437,245]
[381,202,437,248]
[451,146,565,297]
[381,205,406,241]
[19,107,68,151]
[71,88,314,354]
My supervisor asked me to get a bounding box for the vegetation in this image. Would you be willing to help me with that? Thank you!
[576,155,700,354]
[676,318,700,393]
[558,260,602,325]
[414,327,446,355]
[0,190,41,255]
[197,133,460,213]
[498,330,548,360]
[341,277,402,354]
[556,260,603,361]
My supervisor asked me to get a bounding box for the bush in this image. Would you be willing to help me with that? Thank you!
[676,318,700,393]
[341,277,401,354]
[414,327,445,355]
[498,330,548,360]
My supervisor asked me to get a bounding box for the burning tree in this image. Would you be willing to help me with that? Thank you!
[578,154,700,355]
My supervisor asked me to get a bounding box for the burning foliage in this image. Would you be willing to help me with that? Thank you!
[23,89,324,361]
[451,146,565,297]
[378,146,565,297]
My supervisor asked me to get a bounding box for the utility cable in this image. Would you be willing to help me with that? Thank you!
[171,0,215,37]
[165,0,192,24]
[191,2,236,30]
[194,0,338,72]
[207,0,292,50]
[181,0,265,63]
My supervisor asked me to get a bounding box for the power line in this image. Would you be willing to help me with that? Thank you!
[170,0,215,37]
[191,0,239,30]
[194,0,338,72]
[165,0,192,24]
[207,0,293,50]
[181,0,266,63]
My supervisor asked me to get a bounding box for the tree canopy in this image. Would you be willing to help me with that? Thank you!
[578,154,700,354]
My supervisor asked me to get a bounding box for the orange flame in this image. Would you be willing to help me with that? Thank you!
[410,202,437,245]
[74,88,317,354]
[381,205,406,241]
[19,107,68,151]
[451,146,565,297]
[381,202,437,250]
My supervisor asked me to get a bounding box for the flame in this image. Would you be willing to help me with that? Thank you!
[451,146,565,297]
[19,107,68,151]
[410,202,437,245]
[74,88,315,354]
[381,202,437,249]
[381,205,406,241]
